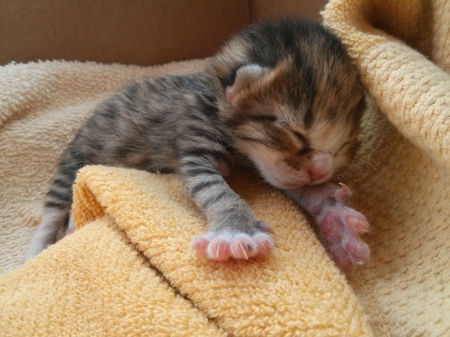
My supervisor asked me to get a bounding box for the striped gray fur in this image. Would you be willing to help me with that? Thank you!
[27,18,366,261]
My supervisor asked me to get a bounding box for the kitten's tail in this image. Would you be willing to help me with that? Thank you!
[26,148,85,260]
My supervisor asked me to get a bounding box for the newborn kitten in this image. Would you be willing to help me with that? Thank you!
[27,18,369,272]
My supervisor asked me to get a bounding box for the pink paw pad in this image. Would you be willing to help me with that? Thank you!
[192,230,274,261]
[345,215,370,233]
[320,211,343,239]
[65,228,76,236]
[230,234,257,259]
[344,238,370,265]
[208,238,232,261]
[319,185,370,272]
[253,233,274,255]
[191,236,210,256]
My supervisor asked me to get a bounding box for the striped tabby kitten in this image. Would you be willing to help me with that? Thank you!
[27,19,370,272]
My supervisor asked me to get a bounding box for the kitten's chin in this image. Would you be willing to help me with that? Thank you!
[260,170,332,190]
[250,160,309,190]
[276,181,308,190]
[307,176,331,186]
[259,171,308,191]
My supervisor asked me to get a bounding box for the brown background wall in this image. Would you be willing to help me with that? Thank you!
[249,0,326,22]
[0,0,328,66]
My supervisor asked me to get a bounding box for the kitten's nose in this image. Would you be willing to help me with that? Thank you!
[308,151,333,182]
[308,169,327,182]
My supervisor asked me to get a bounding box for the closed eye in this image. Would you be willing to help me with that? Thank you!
[297,147,311,156]
[248,115,277,123]
[292,131,311,155]
[236,135,274,147]
[339,141,351,151]
[292,131,307,145]
[335,141,353,156]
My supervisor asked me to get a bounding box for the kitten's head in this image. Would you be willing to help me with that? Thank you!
[221,60,365,190]
[210,19,365,190]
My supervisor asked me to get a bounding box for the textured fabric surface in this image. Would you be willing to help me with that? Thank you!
[0,60,371,336]
[323,0,450,336]
[0,59,206,276]
[0,216,224,336]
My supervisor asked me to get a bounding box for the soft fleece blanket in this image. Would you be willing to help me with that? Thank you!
[0,60,370,335]
[0,0,449,335]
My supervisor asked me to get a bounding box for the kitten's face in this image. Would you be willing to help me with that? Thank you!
[223,62,365,190]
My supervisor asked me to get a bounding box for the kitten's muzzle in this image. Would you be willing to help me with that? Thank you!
[308,169,327,182]
[308,151,333,183]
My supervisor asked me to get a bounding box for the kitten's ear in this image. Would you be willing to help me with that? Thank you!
[226,64,268,104]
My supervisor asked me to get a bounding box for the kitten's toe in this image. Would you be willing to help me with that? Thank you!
[325,238,370,273]
[192,229,274,261]
[344,236,370,265]
[64,212,77,236]
[345,214,370,233]
[191,235,211,256]
[65,228,76,235]
[192,234,233,261]
[229,232,274,259]
[208,237,232,261]
[230,234,257,259]
[331,183,352,202]
[253,232,275,255]
[326,243,354,273]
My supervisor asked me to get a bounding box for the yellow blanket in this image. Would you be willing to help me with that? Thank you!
[322,0,450,335]
[1,0,449,334]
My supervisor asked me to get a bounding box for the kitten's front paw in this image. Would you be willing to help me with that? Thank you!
[191,221,274,261]
[319,184,370,272]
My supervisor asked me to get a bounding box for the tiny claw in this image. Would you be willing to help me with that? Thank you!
[240,244,249,260]
[358,220,370,232]
[332,183,352,202]
[346,215,369,233]
[338,183,350,188]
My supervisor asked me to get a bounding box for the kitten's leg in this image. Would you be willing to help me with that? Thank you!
[284,183,370,272]
[65,212,76,235]
[180,156,274,261]
[25,207,69,260]
[26,147,82,260]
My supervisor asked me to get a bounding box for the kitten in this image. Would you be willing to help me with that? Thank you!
[26,18,370,272]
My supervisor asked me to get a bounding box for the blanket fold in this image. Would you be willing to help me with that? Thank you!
[1,165,371,336]
[73,166,372,336]
[1,214,225,336]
